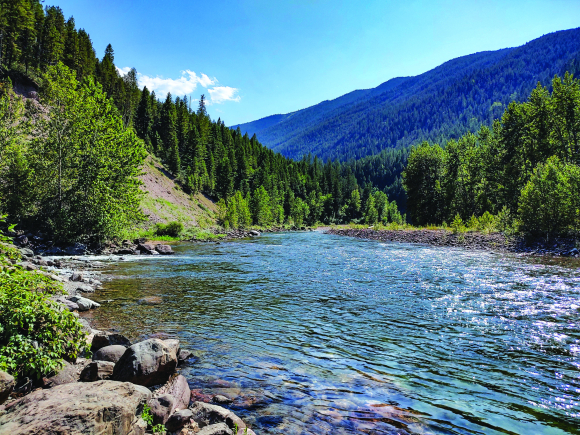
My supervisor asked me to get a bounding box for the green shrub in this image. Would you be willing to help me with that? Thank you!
[477,211,496,233]
[451,214,466,234]
[518,157,580,237]
[155,221,184,237]
[466,215,479,230]
[0,265,87,380]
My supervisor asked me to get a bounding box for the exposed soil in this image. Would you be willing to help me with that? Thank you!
[139,156,217,227]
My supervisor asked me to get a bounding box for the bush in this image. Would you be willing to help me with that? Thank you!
[0,264,87,380]
[518,157,580,237]
[451,214,466,234]
[155,221,184,237]
[477,211,497,233]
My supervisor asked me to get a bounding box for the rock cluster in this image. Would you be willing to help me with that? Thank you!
[0,334,255,435]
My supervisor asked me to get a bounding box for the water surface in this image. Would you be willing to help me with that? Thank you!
[83,232,580,434]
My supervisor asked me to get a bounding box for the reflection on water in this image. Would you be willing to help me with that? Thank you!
[83,232,580,434]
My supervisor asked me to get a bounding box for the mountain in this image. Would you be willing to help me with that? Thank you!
[233,28,580,162]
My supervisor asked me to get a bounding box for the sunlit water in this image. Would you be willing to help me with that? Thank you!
[82,231,580,434]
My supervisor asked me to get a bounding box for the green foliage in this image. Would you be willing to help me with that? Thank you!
[451,214,466,234]
[403,74,580,236]
[155,221,184,237]
[518,156,580,237]
[403,142,445,225]
[0,63,147,242]
[0,229,87,380]
[140,403,165,433]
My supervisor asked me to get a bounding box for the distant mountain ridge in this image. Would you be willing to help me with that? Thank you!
[233,28,580,162]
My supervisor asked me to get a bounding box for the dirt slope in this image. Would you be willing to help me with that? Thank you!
[139,156,217,229]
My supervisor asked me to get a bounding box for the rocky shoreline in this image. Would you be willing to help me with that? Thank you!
[0,249,257,435]
[326,228,580,258]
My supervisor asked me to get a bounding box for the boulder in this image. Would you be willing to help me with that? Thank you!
[0,380,151,435]
[155,244,174,255]
[212,394,233,405]
[198,423,233,435]
[14,235,28,246]
[249,230,260,237]
[64,243,87,255]
[92,332,132,352]
[19,247,34,257]
[56,297,79,311]
[0,371,15,404]
[165,408,194,432]
[163,339,180,356]
[93,345,127,363]
[67,296,100,311]
[76,283,96,293]
[156,374,190,411]
[147,394,175,425]
[189,401,246,431]
[80,361,115,382]
[137,243,156,254]
[70,272,83,282]
[112,338,178,387]
[41,359,87,388]
[178,349,194,364]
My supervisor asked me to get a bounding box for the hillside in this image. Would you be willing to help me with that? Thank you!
[139,156,217,229]
[234,28,580,161]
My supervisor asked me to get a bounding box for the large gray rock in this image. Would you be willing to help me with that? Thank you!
[80,361,115,382]
[165,408,194,432]
[92,332,131,352]
[156,374,190,411]
[163,338,180,356]
[137,243,156,254]
[0,371,15,404]
[0,380,151,434]
[67,296,100,311]
[189,401,246,431]
[19,247,34,257]
[112,339,178,387]
[198,423,233,435]
[147,394,175,425]
[93,345,127,363]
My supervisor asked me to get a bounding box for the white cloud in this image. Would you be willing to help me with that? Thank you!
[117,68,220,98]
[208,86,241,104]
[116,68,241,104]
[116,66,132,76]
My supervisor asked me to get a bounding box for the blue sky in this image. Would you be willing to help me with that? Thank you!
[54,0,580,125]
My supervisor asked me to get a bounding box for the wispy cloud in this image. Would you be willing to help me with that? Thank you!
[116,68,241,104]
[208,86,241,104]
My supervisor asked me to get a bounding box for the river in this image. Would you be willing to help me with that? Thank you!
[82,231,580,434]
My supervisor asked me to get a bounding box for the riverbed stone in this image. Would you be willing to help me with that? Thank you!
[0,371,15,404]
[41,359,88,388]
[147,394,175,425]
[197,423,233,435]
[212,394,233,405]
[155,244,174,255]
[93,345,127,363]
[156,374,190,411]
[80,361,115,381]
[249,230,260,237]
[19,247,34,257]
[112,338,178,387]
[67,295,100,311]
[0,380,151,435]
[165,408,194,432]
[56,296,80,311]
[137,243,156,254]
[189,401,246,431]
[138,296,163,305]
[92,332,132,352]
[178,349,195,364]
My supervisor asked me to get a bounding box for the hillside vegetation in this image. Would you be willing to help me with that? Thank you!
[235,28,580,162]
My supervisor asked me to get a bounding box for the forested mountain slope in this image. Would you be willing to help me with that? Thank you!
[234,28,580,161]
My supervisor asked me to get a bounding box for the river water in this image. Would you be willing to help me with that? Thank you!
[83,231,580,434]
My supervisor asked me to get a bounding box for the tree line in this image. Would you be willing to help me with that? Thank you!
[0,0,405,237]
[402,73,580,237]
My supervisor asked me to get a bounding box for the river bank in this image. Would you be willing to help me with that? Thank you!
[0,248,258,435]
[326,227,580,258]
